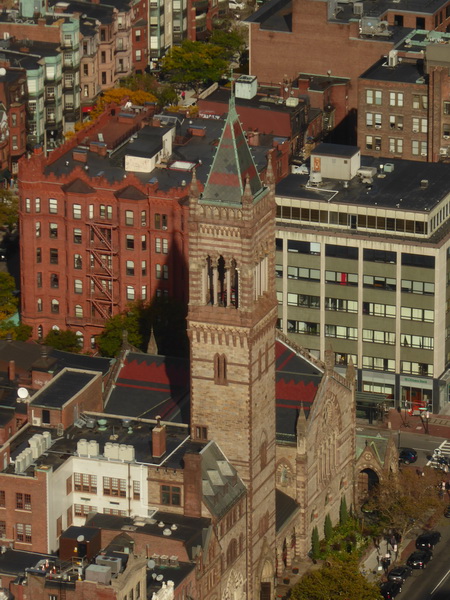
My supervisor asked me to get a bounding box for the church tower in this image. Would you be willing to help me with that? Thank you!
[188,96,277,598]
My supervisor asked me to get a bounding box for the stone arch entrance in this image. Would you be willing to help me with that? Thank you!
[358,467,379,502]
[260,559,274,600]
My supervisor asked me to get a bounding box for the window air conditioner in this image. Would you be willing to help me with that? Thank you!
[421,152,427,156]
[375,124,381,129]
[375,146,381,151]
[443,135,450,139]
[412,129,419,133]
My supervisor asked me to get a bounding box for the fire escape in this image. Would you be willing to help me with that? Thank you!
[87,223,118,322]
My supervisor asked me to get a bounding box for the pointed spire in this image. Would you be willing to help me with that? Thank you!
[265,150,275,188]
[189,167,199,199]
[147,327,158,355]
[324,341,334,372]
[297,403,307,436]
[243,175,253,204]
[346,356,356,385]
[201,92,266,206]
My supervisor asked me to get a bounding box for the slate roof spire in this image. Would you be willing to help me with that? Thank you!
[200,85,265,206]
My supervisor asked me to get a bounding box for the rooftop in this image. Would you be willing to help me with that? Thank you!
[360,56,426,84]
[30,369,99,409]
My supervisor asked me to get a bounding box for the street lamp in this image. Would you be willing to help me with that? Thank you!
[419,408,430,434]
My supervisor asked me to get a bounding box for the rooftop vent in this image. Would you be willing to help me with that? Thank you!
[420,179,429,189]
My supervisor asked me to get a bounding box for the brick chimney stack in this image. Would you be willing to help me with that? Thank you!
[183,452,202,518]
[8,360,15,382]
[152,416,166,458]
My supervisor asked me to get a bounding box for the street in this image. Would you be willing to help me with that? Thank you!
[397,515,450,600]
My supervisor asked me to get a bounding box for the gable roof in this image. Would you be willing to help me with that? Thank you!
[61,178,96,194]
[200,95,266,206]
[115,185,148,200]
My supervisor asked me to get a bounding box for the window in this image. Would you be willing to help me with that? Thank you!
[366,135,373,150]
[133,481,140,500]
[214,353,227,385]
[125,210,134,226]
[35,198,41,212]
[287,320,319,335]
[126,260,135,276]
[0,491,5,507]
[325,325,358,339]
[141,235,147,250]
[163,265,168,280]
[389,92,404,107]
[161,485,181,506]
[51,299,59,314]
[363,356,395,372]
[16,493,31,510]
[288,293,320,308]
[135,49,142,61]
[74,254,82,269]
[401,361,433,377]
[50,248,58,264]
[141,285,147,300]
[75,305,83,317]
[73,204,82,219]
[36,248,42,263]
[401,334,433,349]
[141,210,147,226]
[74,473,97,493]
[37,298,42,312]
[155,213,161,229]
[155,238,161,253]
[325,298,357,312]
[325,271,358,286]
[366,112,373,127]
[49,223,58,239]
[103,477,126,497]
[74,279,83,294]
[35,221,41,237]
[363,302,396,318]
[50,274,59,289]
[49,198,58,214]
[141,260,147,276]
[126,285,135,300]
[363,329,395,344]
[401,279,434,295]
[71,228,82,244]
[16,523,31,543]
[25,198,31,213]
[0,521,5,538]
[156,264,162,279]
[37,272,42,287]
[162,239,168,254]
[400,306,433,322]
[287,266,320,281]
[195,426,208,440]
[389,114,403,130]
[363,275,396,291]
[102,72,107,85]
[74,504,97,517]
[444,101,450,115]
[126,235,135,249]
[389,138,403,154]
[366,89,382,105]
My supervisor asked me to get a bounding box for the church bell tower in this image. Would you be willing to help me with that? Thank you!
[188,95,277,598]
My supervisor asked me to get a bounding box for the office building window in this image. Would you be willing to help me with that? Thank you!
[401,280,434,295]
[133,481,140,500]
[49,198,58,214]
[362,302,396,318]
[401,361,433,377]
[103,477,126,497]
[16,493,31,510]
[363,275,396,291]
[363,356,395,372]
[287,293,320,308]
[161,485,181,506]
[325,325,358,339]
[287,266,320,281]
[325,271,358,286]
[401,335,433,349]
[362,329,395,344]
[74,504,97,517]
[325,298,357,312]
[74,473,97,493]
[287,320,319,335]
[400,307,433,322]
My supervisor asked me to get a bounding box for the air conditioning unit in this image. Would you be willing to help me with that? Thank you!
[443,135,450,139]
[375,146,381,151]
[32,417,41,426]
[421,152,427,156]
[162,226,167,230]
[96,556,122,575]
[439,147,448,155]
[375,124,381,128]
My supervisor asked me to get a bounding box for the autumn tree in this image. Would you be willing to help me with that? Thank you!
[0,272,18,320]
[364,467,444,539]
[291,557,381,600]
[0,321,32,341]
[161,40,228,95]
[120,74,178,107]
[0,189,18,231]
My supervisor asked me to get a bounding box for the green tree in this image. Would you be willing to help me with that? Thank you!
[340,495,349,525]
[120,74,179,107]
[161,40,228,94]
[311,526,320,560]
[0,321,32,341]
[0,189,18,231]
[43,329,82,353]
[324,514,333,541]
[0,272,18,320]
[209,29,246,62]
[291,557,381,600]
[96,304,143,357]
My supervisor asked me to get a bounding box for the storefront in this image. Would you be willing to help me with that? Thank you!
[400,375,432,415]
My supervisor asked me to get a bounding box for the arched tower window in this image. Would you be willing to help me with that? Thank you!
[214,353,227,385]
[204,256,239,308]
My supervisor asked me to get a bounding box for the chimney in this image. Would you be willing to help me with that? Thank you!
[183,452,202,518]
[8,360,15,382]
[152,416,166,458]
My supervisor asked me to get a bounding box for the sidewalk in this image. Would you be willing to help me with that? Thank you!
[386,408,450,440]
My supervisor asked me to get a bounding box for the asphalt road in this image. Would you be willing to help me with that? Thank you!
[395,431,448,467]
[398,515,450,600]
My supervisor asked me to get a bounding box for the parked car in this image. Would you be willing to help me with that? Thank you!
[406,549,433,569]
[387,565,412,584]
[415,531,441,549]
[380,581,402,600]
[444,505,450,518]
[398,447,417,464]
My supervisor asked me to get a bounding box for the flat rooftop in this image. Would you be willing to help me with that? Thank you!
[360,56,426,84]
[275,155,450,213]
[30,370,98,409]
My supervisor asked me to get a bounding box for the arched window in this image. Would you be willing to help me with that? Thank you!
[37,325,43,340]
[51,299,59,314]
[76,331,84,347]
[214,353,227,385]
[37,298,42,312]
[260,434,268,470]
[226,539,238,566]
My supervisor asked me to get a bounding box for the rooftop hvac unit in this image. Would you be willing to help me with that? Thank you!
[384,163,394,173]
[169,556,179,566]
[32,416,41,427]
[309,171,322,185]
[85,564,111,585]
[388,50,398,67]
[353,1,363,15]
[96,556,122,575]
[42,431,52,449]
[286,97,299,107]
[88,440,99,457]
[14,454,25,474]
[77,439,89,456]
[151,554,161,566]
[160,555,169,566]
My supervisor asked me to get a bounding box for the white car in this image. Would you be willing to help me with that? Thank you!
[229,0,245,10]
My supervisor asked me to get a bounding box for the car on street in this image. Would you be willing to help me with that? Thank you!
[406,549,433,569]
[398,447,417,464]
[387,565,412,584]
[415,531,441,550]
[380,581,402,599]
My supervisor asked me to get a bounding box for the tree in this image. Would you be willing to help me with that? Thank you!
[324,514,333,541]
[291,557,381,600]
[120,74,179,107]
[0,189,18,231]
[311,526,320,560]
[0,272,18,320]
[96,304,143,357]
[161,40,228,95]
[340,495,349,525]
[0,321,32,341]
[364,467,444,539]
[43,329,81,353]
[209,29,246,62]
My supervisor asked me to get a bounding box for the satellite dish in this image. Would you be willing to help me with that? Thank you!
[0,68,6,77]
[17,387,29,399]
[77,535,85,543]
[147,559,156,569]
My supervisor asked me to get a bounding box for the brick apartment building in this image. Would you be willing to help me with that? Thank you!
[247,0,450,141]
[0,67,27,179]
[358,37,450,162]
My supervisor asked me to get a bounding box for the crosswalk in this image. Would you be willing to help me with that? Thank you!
[426,440,450,469]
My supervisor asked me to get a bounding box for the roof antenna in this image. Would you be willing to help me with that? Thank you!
[229,68,235,111]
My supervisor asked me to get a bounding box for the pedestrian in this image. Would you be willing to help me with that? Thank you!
[181,90,186,101]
